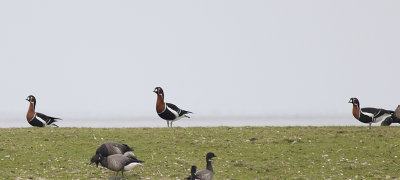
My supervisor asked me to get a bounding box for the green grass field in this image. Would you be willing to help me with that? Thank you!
[1,126,400,179]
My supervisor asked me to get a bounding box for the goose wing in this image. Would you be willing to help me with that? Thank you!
[105,142,126,154]
[166,103,192,116]
[106,155,125,171]
[361,108,393,118]
[166,103,181,113]
[36,112,60,125]
[196,169,213,180]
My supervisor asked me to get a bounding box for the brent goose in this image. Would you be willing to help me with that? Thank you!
[381,105,400,126]
[349,97,396,129]
[25,95,60,127]
[153,87,192,127]
[186,165,199,180]
[90,154,143,179]
[92,142,136,159]
[196,152,217,180]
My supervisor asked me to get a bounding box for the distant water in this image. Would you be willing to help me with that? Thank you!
[1,115,395,128]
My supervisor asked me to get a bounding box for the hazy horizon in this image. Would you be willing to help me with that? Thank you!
[1,1,399,121]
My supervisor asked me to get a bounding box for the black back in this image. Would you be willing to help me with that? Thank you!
[122,144,133,152]
[36,112,60,125]
[166,103,181,113]
[167,103,192,116]
[359,108,394,123]
[96,144,109,156]
[361,108,393,116]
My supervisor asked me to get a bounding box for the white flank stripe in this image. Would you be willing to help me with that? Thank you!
[35,115,47,127]
[361,111,374,118]
[124,162,142,171]
[166,106,179,118]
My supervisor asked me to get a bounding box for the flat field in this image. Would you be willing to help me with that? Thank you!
[1,126,400,179]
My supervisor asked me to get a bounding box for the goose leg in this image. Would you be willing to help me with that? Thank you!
[171,121,173,127]
[369,122,372,130]
[167,121,169,127]
[114,171,119,180]
[121,171,124,179]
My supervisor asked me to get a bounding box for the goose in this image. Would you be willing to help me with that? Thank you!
[92,142,136,158]
[186,165,199,180]
[349,97,395,129]
[196,152,217,180]
[153,87,192,127]
[25,95,60,127]
[90,154,143,179]
[381,105,400,126]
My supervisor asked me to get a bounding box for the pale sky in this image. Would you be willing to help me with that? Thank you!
[1,1,399,120]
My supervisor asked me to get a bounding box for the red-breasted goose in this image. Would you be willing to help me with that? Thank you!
[153,87,192,127]
[25,95,60,127]
[349,97,396,129]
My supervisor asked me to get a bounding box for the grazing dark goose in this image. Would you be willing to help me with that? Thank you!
[381,106,400,126]
[186,165,199,180]
[196,152,217,180]
[349,98,396,129]
[153,87,192,127]
[25,95,60,127]
[90,154,143,179]
[93,142,136,158]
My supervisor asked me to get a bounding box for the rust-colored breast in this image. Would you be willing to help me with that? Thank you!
[156,94,166,113]
[352,105,360,119]
[26,103,35,121]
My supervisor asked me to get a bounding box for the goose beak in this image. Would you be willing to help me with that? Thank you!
[209,156,216,161]
[89,161,99,167]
